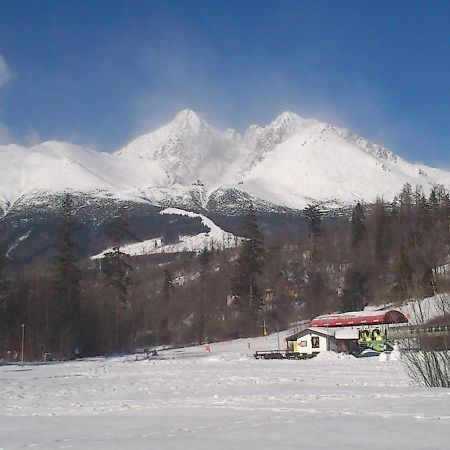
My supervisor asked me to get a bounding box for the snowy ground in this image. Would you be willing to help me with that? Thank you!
[1,332,450,449]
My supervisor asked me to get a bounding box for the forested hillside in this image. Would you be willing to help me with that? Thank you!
[0,183,449,359]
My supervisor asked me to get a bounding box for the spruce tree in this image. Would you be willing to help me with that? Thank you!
[101,208,134,350]
[399,183,413,238]
[428,187,439,214]
[0,223,12,350]
[303,203,323,238]
[102,245,133,306]
[351,202,366,247]
[195,247,211,344]
[372,197,389,269]
[53,193,81,357]
[232,207,265,316]
[412,186,428,248]
[102,208,133,308]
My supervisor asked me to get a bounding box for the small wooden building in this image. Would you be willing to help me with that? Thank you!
[286,327,337,355]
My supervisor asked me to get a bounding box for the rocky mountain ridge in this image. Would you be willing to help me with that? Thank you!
[2,109,450,216]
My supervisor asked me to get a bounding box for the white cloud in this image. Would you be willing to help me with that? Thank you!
[0,55,19,145]
[0,55,13,89]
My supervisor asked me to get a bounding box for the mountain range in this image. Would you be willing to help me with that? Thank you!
[2,109,449,216]
[1,109,450,261]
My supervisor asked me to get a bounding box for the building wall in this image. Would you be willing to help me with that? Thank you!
[296,333,335,354]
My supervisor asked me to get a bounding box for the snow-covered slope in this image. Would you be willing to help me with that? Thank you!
[239,121,449,209]
[92,207,242,258]
[1,110,450,214]
[0,141,171,210]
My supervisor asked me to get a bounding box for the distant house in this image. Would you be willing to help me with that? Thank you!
[287,327,336,355]
[286,309,408,355]
[286,327,360,355]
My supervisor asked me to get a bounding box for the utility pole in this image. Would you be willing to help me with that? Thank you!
[277,324,280,352]
[21,323,25,367]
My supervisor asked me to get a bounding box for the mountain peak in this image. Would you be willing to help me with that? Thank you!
[243,111,310,154]
[272,111,303,125]
[171,109,206,130]
[174,108,199,119]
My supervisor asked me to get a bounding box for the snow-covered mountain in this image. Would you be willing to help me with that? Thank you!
[116,109,248,189]
[1,109,450,215]
[0,141,170,212]
[238,119,450,209]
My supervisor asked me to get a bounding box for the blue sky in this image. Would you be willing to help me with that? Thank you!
[0,0,449,167]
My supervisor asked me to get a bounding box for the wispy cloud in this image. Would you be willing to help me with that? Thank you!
[0,54,14,144]
[0,55,13,89]
[0,121,13,144]
[24,127,41,147]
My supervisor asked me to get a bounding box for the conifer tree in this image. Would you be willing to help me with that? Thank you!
[412,186,428,248]
[399,183,413,212]
[232,207,265,316]
[372,197,389,269]
[390,196,400,217]
[0,223,12,351]
[102,208,134,350]
[428,187,439,215]
[351,202,366,247]
[196,247,211,343]
[399,183,413,239]
[303,203,323,238]
[433,186,450,254]
[102,208,133,308]
[53,193,81,357]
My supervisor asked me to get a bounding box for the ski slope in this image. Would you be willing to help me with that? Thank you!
[1,331,449,449]
[91,208,242,258]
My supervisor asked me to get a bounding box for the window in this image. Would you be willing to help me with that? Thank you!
[311,336,320,349]
[299,340,307,347]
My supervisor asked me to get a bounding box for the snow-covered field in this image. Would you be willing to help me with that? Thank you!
[1,332,450,450]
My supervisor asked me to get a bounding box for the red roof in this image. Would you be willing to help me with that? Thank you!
[309,310,408,327]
